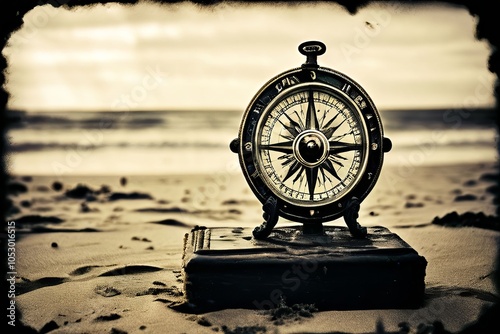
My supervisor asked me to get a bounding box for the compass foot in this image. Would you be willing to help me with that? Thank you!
[253,196,280,240]
[344,197,367,239]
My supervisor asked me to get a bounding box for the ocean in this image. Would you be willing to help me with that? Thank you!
[5,108,498,176]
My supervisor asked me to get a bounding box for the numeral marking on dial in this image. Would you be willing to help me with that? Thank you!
[341,83,351,94]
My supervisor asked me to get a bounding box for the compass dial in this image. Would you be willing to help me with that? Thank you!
[254,83,369,207]
[233,41,389,224]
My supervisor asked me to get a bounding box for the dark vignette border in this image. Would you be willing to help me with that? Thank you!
[0,1,498,332]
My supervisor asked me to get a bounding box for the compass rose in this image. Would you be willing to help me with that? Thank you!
[254,83,368,207]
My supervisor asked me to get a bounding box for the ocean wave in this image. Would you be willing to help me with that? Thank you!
[6,109,241,130]
[381,108,497,130]
[8,141,226,153]
[6,109,497,159]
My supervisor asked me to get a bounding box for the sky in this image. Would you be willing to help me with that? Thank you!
[2,0,496,112]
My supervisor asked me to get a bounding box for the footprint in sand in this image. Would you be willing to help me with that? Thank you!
[17,276,67,295]
[98,265,163,277]
[95,285,121,297]
[136,285,183,297]
[69,264,162,277]
[94,313,121,322]
[69,265,103,276]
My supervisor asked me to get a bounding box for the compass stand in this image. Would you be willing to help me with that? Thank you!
[180,220,427,312]
[252,195,366,240]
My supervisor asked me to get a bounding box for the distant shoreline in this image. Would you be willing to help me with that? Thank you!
[5,106,497,113]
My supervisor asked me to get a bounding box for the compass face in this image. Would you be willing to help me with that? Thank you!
[254,83,369,207]
[236,64,386,223]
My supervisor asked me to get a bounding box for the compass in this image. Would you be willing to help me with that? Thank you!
[230,41,392,239]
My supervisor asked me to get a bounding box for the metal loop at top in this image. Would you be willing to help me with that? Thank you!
[298,41,326,56]
[298,41,326,67]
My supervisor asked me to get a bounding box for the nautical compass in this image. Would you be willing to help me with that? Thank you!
[230,41,392,239]
[181,59,422,311]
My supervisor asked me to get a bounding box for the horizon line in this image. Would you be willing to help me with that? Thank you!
[5,106,497,114]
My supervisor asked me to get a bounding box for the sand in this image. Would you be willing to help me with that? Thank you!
[6,161,500,333]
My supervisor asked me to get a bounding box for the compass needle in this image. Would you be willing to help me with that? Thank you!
[323,117,346,139]
[330,130,353,142]
[319,113,326,128]
[280,133,295,141]
[293,166,305,184]
[321,112,340,137]
[320,167,328,190]
[278,124,295,141]
[278,153,295,167]
[329,155,345,168]
[281,157,295,168]
[293,110,306,130]
[306,167,319,200]
[331,153,348,160]
[283,113,303,135]
[322,159,343,183]
[283,161,301,182]
[260,140,294,154]
[306,90,320,130]
[329,141,362,154]
[319,105,331,129]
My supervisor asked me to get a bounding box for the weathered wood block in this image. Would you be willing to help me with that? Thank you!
[181,225,427,311]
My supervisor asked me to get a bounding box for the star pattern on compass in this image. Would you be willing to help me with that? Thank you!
[258,88,364,202]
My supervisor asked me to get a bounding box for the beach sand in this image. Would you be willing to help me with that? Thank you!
[7,161,499,333]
